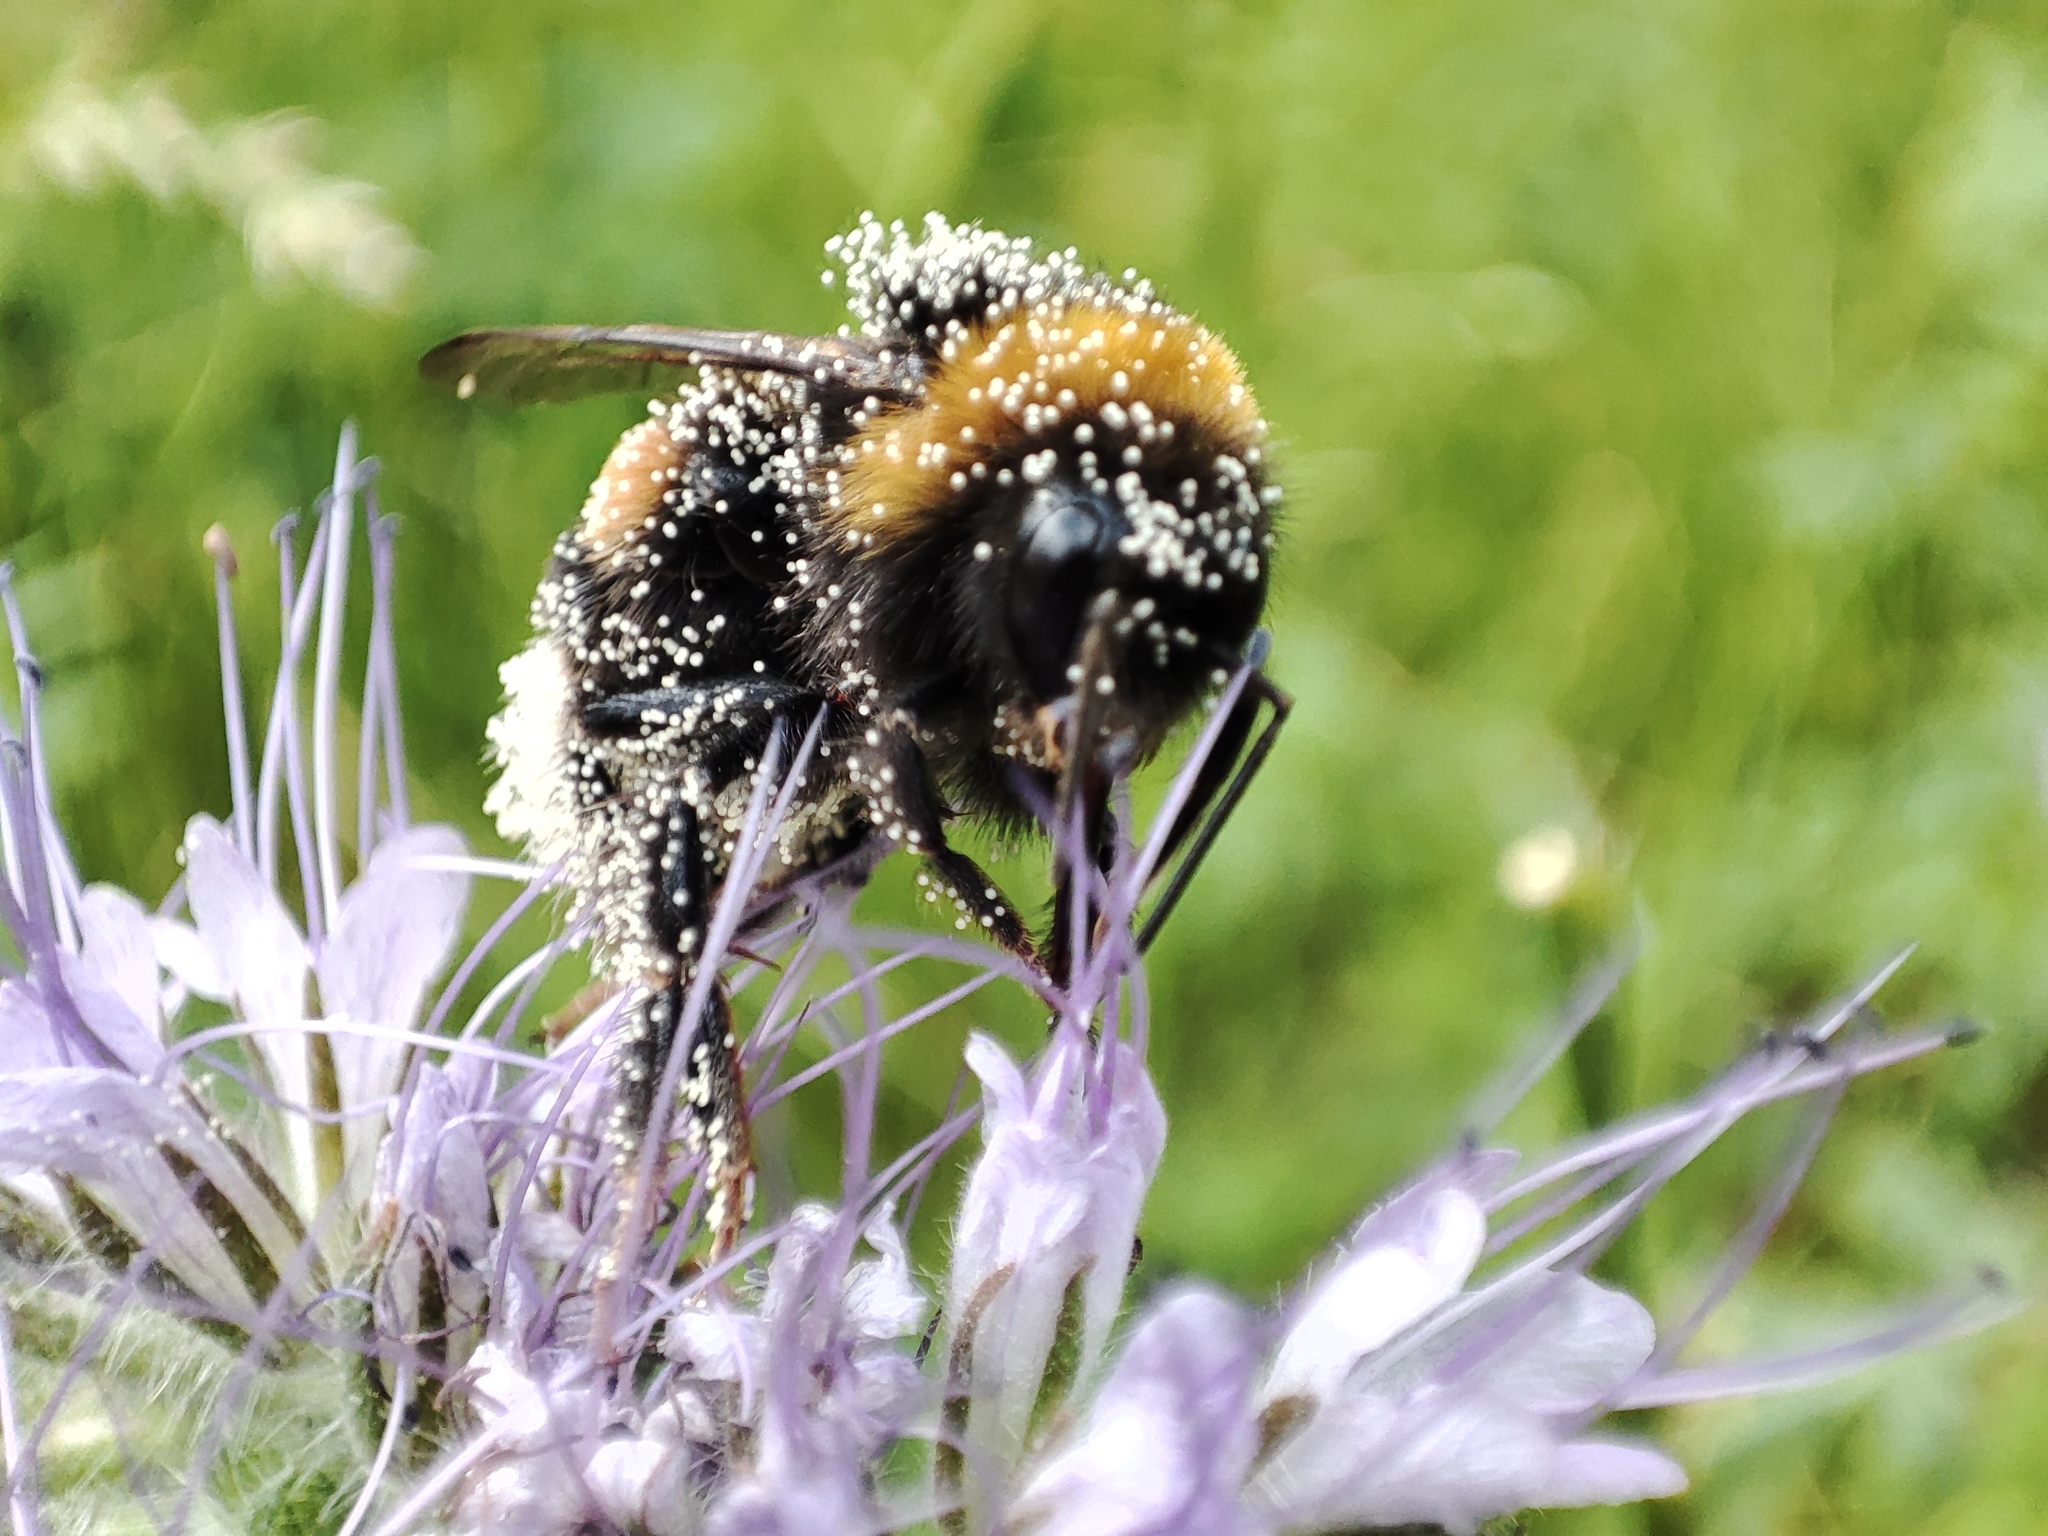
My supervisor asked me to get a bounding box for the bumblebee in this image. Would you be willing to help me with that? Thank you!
[424,214,1288,1244]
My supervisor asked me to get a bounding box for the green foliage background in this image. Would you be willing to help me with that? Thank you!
[4,1,2047,1530]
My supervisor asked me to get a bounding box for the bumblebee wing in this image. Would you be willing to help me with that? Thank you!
[419,325,914,404]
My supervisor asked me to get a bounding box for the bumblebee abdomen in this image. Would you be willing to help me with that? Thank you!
[576,417,686,558]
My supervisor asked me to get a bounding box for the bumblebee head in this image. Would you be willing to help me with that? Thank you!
[803,216,1278,780]
[835,307,1272,710]
[987,420,1272,714]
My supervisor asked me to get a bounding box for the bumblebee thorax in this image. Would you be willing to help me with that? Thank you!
[830,298,1267,553]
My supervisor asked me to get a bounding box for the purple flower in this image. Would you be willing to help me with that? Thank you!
[370,1065,495,1389]
[1011,1287,1265,1536]
[1247,1176,1680,1533]
[60,885,168,1074]
[446,1344,612,1535]
[947,1030,1166,1475]
[0,1066,302,1319]
[0,425,2011,1536]
[665,1203,930,1443]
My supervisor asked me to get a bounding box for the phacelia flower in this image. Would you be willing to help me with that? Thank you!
[0,428,2011,1536]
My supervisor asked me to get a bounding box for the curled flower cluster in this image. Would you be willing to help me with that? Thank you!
[0,430,2009,1536]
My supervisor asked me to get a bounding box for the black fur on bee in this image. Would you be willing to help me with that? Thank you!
[427,213,1289,1250]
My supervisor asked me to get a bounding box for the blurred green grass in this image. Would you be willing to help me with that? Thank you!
[4,2,2048,1531]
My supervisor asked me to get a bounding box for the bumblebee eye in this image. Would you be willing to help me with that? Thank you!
[1006,485,1126,700]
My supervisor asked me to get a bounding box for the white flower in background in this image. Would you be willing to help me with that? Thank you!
[27,78,425,307]
[1497,824,1581,910]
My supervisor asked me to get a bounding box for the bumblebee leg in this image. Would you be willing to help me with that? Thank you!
[609,800,707,1131]
[542,978,620,1047]
[743,817,880,917]
[865,731,1034,962]
[580,682,819,766]
[919,838,1035,961]
[651,975,750,1254]
[1134,666,1292,952]
[609,798,755,1258]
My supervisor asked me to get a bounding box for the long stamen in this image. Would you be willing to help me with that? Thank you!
[280,523,329,942]
[0,721,22,913]
[1482,1156,1624,1258]
[360,1429,502,1536]
[1638,1072,1847,1380]
[1405,1019,1974,1423]
[608,722,807,1307]
[310,423,363,919]
[0,567,79,953]
[1490,1018,1961,1213]
[335,1359,411,1536]
[0,750,59,977]
[1617,1274,2015,1409]
[258,513,333,938]
[356,537,385,865]
[254,513,298,884]
[488,1032,606,1322]
[367,505,411,830]
[1121,655,1255,902]
[1364,1074,1810,1395]
[836,930,888,1206]
[418,860,558,1042]
[892,1074,979,1234]
[1459,938,1637,1143]
[600,715,838,1355]
[1124,934,1152,1058]
[750,969,1002,1114]
[204,526,257,862]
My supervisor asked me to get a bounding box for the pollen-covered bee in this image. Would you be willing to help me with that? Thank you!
[423,214,1288,1245]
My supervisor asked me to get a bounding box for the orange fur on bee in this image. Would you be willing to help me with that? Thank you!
[579,417,684,556]
[834,300,1264,545]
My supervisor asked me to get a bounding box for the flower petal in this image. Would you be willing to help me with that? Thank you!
[666,1306,768,1389]
[1476,1276,1657,1415]
[843,1208,927,1340]
[705,1419,874,1536]
[1264,1186,1487,1405]
[151,916,229,1002]
[182,815,310,1028]
[462,1342,596,1455]
[0,979,66,1071]
[317,822,470,1114]
[1252,1391,1556,1535]
[317,823,469,1029]
[0,1067,186,1176]
[179,815,321,1204]
[1533,1436,1688,1508]
[52,958,162,1075]
[949,1033,1168,1467]
[587,1431,696,1536]
[0,1068,263,1308]
[1017,1285,1266,1536]
[63,884,164,1069]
